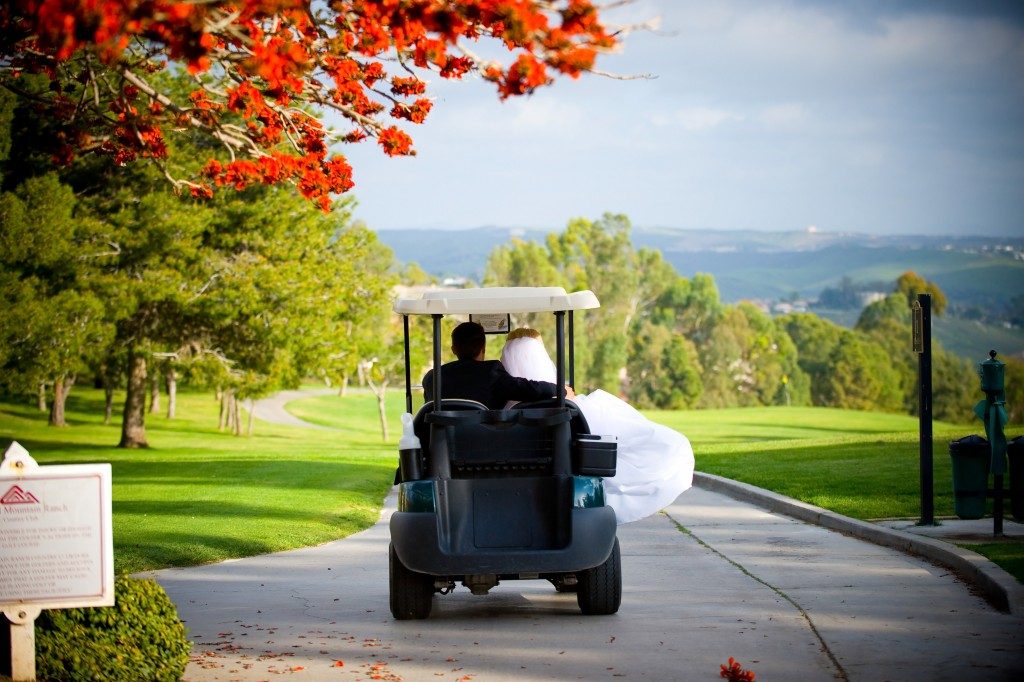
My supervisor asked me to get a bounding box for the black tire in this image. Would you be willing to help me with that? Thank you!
[389,543,433,620]
[577,538,621,615]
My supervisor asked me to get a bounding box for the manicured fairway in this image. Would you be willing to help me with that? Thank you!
[0,389,399,575]
[649,406,979,520]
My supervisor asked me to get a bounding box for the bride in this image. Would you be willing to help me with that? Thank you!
[500,328,695,524]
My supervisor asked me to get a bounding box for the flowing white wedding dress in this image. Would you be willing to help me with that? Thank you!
[500,336,695,524]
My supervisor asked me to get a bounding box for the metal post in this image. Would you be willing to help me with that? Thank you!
[568,310,575,389]
[555,311,565,406]
[431,314,443,409]
[403,315,412,415]
[915,294,934,525]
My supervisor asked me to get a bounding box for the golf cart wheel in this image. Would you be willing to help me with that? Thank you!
[577,538,621,615]
[389,543,433,620]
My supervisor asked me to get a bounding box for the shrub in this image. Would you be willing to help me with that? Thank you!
[35,576,190,681]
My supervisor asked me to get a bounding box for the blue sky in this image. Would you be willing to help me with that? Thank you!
[342,0,1024,236]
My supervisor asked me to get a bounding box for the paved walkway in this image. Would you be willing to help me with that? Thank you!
[148,485,1024,681]
[249,389,337,429]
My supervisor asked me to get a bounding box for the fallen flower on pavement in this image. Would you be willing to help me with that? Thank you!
[720,657,756,682]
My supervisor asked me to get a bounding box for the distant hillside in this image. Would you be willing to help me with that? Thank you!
[376,226,1024,357]
[378,226,1021,303]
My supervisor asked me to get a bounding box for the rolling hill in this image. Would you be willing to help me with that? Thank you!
[375,226,1024,358]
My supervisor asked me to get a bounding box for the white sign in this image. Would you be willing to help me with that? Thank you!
[0,442,114,610]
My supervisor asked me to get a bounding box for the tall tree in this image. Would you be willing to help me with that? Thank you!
[895,271,948,315]
[698,303,807,409]
[650,272,722,344]
[484,213,641,392]
[0,173,112,424]
[856,278,972,421]
[821,333,904,412]
[550,213,640,392]
[777,312,845,406]
[3,70,404,443]
[626,321,702,410]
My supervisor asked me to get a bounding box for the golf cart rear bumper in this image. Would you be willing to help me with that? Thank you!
[390,506,617,576]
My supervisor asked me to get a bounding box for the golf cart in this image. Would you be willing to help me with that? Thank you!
[389,287,621,619]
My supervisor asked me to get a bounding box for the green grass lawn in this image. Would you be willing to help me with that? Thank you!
[3,388,1020,582]
[0,388,399,575]
[649,406,978,520]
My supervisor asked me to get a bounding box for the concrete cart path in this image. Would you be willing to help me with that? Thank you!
[249,389,336,430]
[148,487,1024,682]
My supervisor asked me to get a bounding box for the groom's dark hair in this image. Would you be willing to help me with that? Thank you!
[451,321,486,361]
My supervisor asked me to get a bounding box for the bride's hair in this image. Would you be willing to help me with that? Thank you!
[501,327,556,383]
[506,327,541,342]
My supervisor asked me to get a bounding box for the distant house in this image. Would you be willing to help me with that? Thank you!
[857,291,888,306]
[772,300,810,315]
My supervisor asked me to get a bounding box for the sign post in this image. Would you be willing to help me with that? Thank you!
[0,442,113,681]
[913,294,935,526]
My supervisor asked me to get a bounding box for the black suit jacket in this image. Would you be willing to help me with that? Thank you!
[422,359,559,409]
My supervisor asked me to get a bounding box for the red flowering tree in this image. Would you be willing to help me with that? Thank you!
[0,1,620,210]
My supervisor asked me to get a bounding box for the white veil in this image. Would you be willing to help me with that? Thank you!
[500,336,557,383]
[501,329,695,525]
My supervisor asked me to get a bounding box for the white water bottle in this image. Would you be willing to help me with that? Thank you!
[398,412,422,481]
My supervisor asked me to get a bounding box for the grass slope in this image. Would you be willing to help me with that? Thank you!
[648,406,978,520]
[0,389,399,575]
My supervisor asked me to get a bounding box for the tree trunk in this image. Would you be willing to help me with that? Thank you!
[166,368,177,419]
[225,391,236,434]
[232,394,242,436]
[37,382,47,412]
[49,374,74,427]
[119,350,149,448]
[369,378,389,441]
[218,389,227,431]
[377,391,388,441]
[149,374,161,414]
[247,399,254,436]
[338,374,349,397]
[103,382,114,425]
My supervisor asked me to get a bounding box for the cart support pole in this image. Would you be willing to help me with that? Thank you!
[555,311,565,406]
[568,310,575,389]
[432,314,443,408]
[403,315,412,415]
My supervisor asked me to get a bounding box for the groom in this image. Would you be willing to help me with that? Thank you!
[422,321,573,409]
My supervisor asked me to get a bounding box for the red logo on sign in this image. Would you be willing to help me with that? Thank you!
[0,485,40,505]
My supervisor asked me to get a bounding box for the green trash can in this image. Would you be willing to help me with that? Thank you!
[949,435,990,520]
[1008,436,1024,523]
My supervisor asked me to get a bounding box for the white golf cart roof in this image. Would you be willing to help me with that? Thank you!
[394,287,600,315]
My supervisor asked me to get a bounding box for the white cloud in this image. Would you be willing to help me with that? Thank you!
[652,106,745,131]
[509,97,585,131]
[757,103,807,130]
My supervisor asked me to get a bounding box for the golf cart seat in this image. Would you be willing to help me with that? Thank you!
[513,398,590,436]
[412,399,488,448]
[423,404,577,479]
